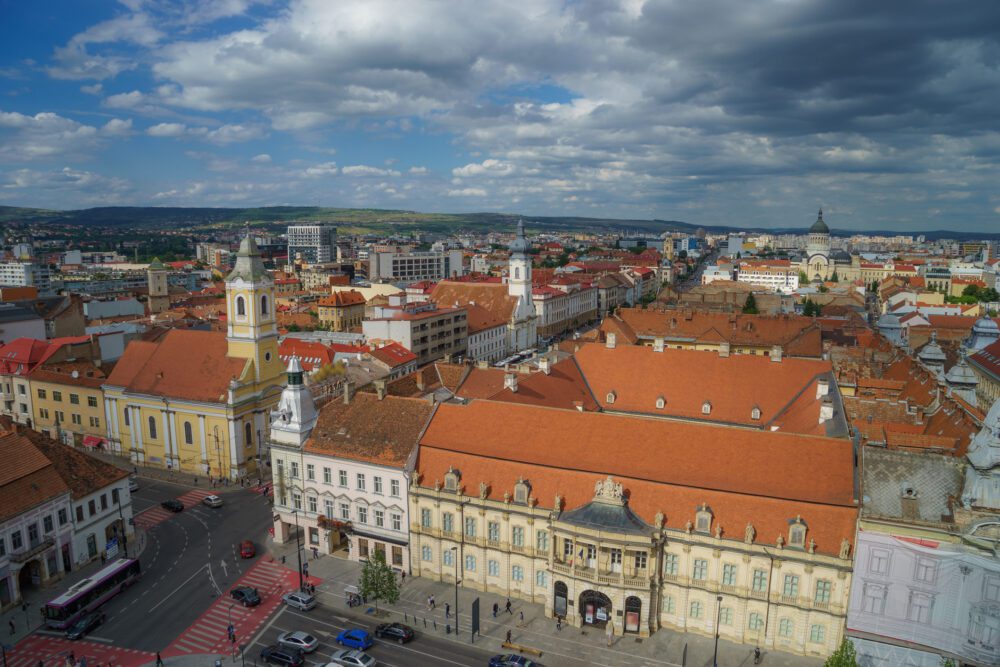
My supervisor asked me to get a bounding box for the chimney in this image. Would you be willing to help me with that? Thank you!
[573,401,584,412]
[606,332,617,349]
[476,360,488,370]
[504,372,518,393]
[816,377,830,399]
[538,355,551,375]
[653,337,664,353]
[819,397,834,424]
[415,373,426,391]
[900,486,920,521]
[719,341,730,358]
[769,345,782,362]
[342,380,353,404]
[374,379,387,401]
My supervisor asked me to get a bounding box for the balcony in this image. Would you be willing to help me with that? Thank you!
[721,584,740,595]
[776,594,799,605]
[624,574,651,589]
[510,544,527,554]
[11,537,54,564]
[749,589,768,600]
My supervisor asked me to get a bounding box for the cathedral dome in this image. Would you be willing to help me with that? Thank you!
[809,209,829,234]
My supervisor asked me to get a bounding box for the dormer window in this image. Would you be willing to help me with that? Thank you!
[655,396,666,410]
[701,401,712,415]
[788,516,807,548]
[607,391,617,404]
[514,478,530,505]
[751,406,761,421]
[444,467,461,492]
[695,504,712,533]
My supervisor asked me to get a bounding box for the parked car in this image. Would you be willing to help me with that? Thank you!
[334,628,373,650]
[277,630,319,653]
[128,476,139,492]
[374,622,414,644]
[260,645,304,666]
[203,494,223,508]
[161,499,184,512]
[239,540,256,558]
[326,649,377,667]
[230,585,261,607]
[65,611,105,640]
[282,591,317,611]
[489,657,543,667]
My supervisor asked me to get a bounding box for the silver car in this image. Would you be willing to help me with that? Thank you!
[327,649,377,667]
[282,591,317,611]
[203,494,224,508]
[277,630,319,653]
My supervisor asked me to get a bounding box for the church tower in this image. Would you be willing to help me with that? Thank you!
[507,220,537,350]
[225,230,284,385]
[805,209,831,281]
[269,356,318,449]
[147,257,170,314]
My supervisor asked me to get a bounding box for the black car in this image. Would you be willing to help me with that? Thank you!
[161,499,184,512]
[66,611,105,640]
[374,621,414,644]
[230,585,261,607]
[259,645,304,667]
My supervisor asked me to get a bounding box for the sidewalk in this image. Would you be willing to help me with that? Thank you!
[87,449,271,492]
[266,538,824,667]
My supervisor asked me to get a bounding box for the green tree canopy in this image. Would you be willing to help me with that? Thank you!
[358,548,400,613]
[823,637,859,667]
[742,293,759,314]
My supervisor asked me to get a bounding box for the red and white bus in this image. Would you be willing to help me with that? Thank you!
[43,558,142,629]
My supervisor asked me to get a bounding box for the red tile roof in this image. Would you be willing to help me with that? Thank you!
[279,339,334,371]
[368,342,417,368]
[0,431,71,522]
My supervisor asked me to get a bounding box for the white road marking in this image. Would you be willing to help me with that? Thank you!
[148,563,208,612]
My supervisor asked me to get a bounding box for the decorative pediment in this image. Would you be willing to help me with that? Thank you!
[593,475,624,505]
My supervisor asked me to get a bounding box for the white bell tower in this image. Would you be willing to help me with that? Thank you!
[269,357,318,449]
[507,219,537,350]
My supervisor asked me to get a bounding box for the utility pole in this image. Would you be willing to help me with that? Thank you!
[213,425,223,481]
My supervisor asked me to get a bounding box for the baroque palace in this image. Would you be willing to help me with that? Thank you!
[102,232,286,478]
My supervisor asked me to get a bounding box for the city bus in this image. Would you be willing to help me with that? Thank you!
[43,558,142,629]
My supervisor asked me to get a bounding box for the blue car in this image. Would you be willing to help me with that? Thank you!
[335,628,374,650]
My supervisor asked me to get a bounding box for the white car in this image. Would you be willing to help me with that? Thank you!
[282,591,317,611]
[203,495,223,508]
[327,649,377,667]
[277,630,319,653]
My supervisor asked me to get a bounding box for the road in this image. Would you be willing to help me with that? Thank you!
[52,479,274,652]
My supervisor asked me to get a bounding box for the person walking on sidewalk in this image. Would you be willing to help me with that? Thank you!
[430,594,436,610]
[492,602,498,618]
[505,629,512,645]
[556,616,562,631]
[505,598,512,614]
[8,619,14,636]
[155,653,164,667]
[606,621,614,647]
[445,602,450,619]
[518,610,524,625]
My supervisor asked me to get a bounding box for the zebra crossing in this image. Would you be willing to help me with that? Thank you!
[9,634,154,667]
[132,489,215,530]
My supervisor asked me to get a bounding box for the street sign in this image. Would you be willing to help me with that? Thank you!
[106,538,119,560]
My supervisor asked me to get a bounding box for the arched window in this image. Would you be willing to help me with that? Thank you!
[260,295,269,315]
[514,267,520,279]
[148,416,157,440]
[183,421,193,445]
[236,295,246,317]
[245,422,253,447]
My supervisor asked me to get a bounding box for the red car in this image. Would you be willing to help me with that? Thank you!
[240,540,256,558]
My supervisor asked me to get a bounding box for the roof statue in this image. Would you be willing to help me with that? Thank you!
[594,475,624,503]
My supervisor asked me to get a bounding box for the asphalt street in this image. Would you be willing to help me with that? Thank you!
[36,479,274,653]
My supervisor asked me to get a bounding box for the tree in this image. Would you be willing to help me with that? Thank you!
[798,270,810,285]
[823,637,859,667]
[358,548,400,613]
[742,293,759,314]
[830,270,839,283]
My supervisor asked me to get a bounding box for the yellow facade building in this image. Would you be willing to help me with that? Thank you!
[30,359,108,446]
[102,233,286,479]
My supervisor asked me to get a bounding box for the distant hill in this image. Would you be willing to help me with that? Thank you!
[0,205,994,239]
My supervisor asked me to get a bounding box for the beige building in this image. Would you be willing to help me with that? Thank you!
[409,400,858,657]
[317,290,366,331]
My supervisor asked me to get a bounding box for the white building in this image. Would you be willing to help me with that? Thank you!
[368,249,465,283]
[465,305,508,363]
[0,262,52,295]
[737,260,800,294]
[270,364,432,570]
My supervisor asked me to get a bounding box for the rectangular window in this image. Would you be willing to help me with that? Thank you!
[779,619,793,637]
[323,467,332,484]
[0,537,5,557]
[11,530,23,550]
[356,473,365,491]
[43,515,54,533]
[39,409,49,420]
[488,521,500,542]
[70,394,80,405]
[71,413,82,425]
[512,526,524,547]
[374,509,384,527]
[862,584,886,615]
[869,548,890,576]
[306,464,315,481]
[374,476,383,494]
[512,565,523,582]
[422,546,432,562]
[358,539,369,559]
[124,409,129,425]
[392,546,403,566]
[985,576,1000,602]
[58,508,67,525]
[752,569,768,592]
[100,494,108,510]
[89,416,100,428]
[662,596,675,613]
[692,559,708,580]
[308,496,317,513]
[664,553,679,576]
[719,607,733,626]
[17,385,24,395]
[391,513,401,532]
[809,625,826,643]
[489,560,500,577]
[290,461,299,478]
[390,479,400,497]
[633,551,647,570]
[87,396,98,408]
[88,499,96,516]
[37,388,46,399]
[443,549,454,567]
[357,506,368,524]
[421,508,432,528]
[292,493,302,510]
[76,506,84,522]
[722,564,737,586]
[465,555,476,572]
[442,513,454,533]
[536,530,548,552]
[815,580,832,604]
[340,503,350,521]
[914,557,937,583]
[690,601,702,619]
[464,517,476,537]
[783,575,800,597]
[339,470,348,487]
[536,571,548,588]
[907,592,933,623]
[53,391,62,402]
[325,499,334,519]
[749,613,764,630]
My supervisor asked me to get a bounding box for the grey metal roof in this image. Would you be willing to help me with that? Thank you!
[226,233,269,282]
[0,303,42,323]
[861,447,964,523]
[559,500,651,535]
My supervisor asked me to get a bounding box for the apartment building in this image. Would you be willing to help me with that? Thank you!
[737,260,800,294]
[287,224,338,264]
[362,300,468,366]
[369,250,465,283]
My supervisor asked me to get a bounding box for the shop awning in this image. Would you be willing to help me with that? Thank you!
[82,435,107,448]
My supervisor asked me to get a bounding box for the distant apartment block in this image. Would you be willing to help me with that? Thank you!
[368,250,465,284]
[737,260,799,293]
[287,223,338,264]
[0,261,53,295]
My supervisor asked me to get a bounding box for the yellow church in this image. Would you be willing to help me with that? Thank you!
[102,232,286,479]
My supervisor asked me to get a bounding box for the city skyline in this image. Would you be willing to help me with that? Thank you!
[2,1,1000,232]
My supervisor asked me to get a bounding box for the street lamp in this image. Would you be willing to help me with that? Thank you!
[450,546,459,635]
[713,594,723,667]
[115,487,129,558]
[292,510,304,591]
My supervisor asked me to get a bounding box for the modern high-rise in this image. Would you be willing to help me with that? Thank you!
[287,223,338,265]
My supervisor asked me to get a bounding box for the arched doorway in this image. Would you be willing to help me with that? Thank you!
[17,559,41,594]
[579,590,612,627]
[554,581,568,618]
[624,596,642,633]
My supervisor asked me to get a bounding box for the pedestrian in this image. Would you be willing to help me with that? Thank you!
[193,476,198,485]
[505,629,512,645]
[606,621,614,647]
[281,554,286,564]
[430,595,436,610]
[427,595,432,611]
[519,610,524,624]
[400,570,406,583]
[492,602,498,618]
[556,615,562,631]
[505,598,512,614]
[155,652,163,667]
[445,602,450,619]
[8,619,14,636]
[312,546,319,560]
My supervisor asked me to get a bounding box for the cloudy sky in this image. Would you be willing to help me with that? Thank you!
[2,0,999,231]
